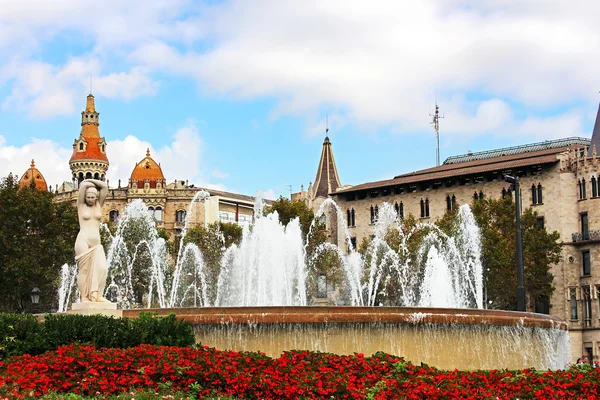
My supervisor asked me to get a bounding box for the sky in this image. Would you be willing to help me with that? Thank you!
[0,0,599,200]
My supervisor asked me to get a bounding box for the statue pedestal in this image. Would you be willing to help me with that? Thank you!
[67,302,122,318]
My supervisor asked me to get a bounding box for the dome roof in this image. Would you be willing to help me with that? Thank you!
[18,160,48,191]
[130,149,165,188]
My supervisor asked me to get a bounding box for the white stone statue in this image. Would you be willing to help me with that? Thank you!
[75,179,111,303]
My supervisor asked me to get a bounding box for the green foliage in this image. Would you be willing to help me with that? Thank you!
[0,173,79,313]
[468,197,561,310]
[265,196,315,237]
[0,313,47,358]
[182,222,242,304]
[0,312,195,359]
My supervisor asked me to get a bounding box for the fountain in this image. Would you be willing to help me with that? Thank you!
[58,194,570,370]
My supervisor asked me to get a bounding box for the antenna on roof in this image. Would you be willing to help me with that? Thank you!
[89,75,93,94]
[430,102,444,166]
[325,114,329,134]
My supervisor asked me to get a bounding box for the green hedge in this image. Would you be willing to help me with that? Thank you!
[0,312,195,359]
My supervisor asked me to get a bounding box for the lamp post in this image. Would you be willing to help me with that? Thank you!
[30,287,41,313]
[504,175,525,312]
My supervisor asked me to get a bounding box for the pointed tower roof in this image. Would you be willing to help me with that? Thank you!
[588,103,600,157]
[69,93,108,163]
[18,159,48,191]
[311,135,342,199]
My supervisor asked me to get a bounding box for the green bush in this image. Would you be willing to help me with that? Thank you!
[0,312,195,359]
[0,313,47,358]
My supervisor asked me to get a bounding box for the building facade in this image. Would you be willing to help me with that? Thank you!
[298,108,600,363]
[41,94,261,237]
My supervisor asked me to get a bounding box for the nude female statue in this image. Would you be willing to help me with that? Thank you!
[75,179,111,302]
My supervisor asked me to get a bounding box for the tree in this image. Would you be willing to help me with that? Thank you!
[265,196,315,237]
[181,222,243,303]
[469,197,561,311]
[0,174,78,312]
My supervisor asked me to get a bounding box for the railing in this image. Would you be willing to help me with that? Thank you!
[572,230,600,242]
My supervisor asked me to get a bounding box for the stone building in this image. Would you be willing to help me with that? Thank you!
[298,108,600,363]
[18,159,48,191]
[44,93,261,236]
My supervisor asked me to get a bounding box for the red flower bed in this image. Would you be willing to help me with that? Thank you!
[0,344,599,399]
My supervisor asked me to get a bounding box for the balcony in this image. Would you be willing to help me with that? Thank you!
[572,230,600,242]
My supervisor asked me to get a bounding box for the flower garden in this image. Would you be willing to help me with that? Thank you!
[1,343,600,399]
[1,313,599,399]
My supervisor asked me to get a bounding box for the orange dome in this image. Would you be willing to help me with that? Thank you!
[18,160,48,191]
[130,149,165,189]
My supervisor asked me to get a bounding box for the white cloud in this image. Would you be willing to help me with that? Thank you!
[262,189,276,201]
[1,57,158,118]
[211,169,229,179]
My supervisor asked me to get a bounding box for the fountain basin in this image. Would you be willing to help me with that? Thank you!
[123,306,569,370]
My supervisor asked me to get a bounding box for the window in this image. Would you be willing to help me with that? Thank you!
[596,286,600,319]
[109,210,119,223]
[420,199,425,218]
[239,214,252,224]
[593,176,598,198]
[502,188,507,198]
[220,211,235,222]
[85,172,92,179]
[154,207,163,221]
[425,198,430,217]
[374,205,379,222]
[347,209,351,227]
[316,274,327,298]
[451,195,456,209]
[583,286,592,327]
[536,217,545,229]
[446,195,452,211]
[580,179,587,199]
[582,250,591,276]
[79,142,84,151]
[534,295,550,314]
[479,190,484,200]
[351,208,355,227]
[370,206,375,224]
[537,184,543,204]
[350,237,357,251]
[581,213,589,240]
[531,184,537,204]
[94,172,99,180]
[176,210,186,223]
[399,202,404,219]
[101,144,105,153]
[570,288,578,320]
[394,202,399,215]
[473,191,479,201]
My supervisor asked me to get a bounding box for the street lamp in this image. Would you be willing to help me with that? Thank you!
[31,287,41,312]
[504,175,525,312]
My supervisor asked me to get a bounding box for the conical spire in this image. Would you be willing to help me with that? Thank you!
[588,102,600,157]
[311,134,342,199]
[85,93,96,113]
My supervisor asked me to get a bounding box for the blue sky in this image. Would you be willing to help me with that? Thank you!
[0,0,599,199]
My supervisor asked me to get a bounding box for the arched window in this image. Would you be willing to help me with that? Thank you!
[176,210,186,223]
[79,142,83,151]
[446,195,451,211]
[592,177,598,198]
[479,190,484,200]
[451,195,456,209]
[537,184,543,204]
[374,205,379,222]
[154,207,163,221]
[94,172,99,180]
[473,191,479,201]
[351,208,355,227]
[370,206,375,224]
[101,144,105,153]
[85,172,92,179]
[347,209,351,227]
[531,184,537,205]
[425,198,430,217]
[78,172,84,183]
[420,199,425,218]
[502,188,507,198]
[394,202,399,215]
[582,179,587,199]
[578,180,581,199]
[148,206,154,213]
[109,210,119,223]
[399,202,404,219]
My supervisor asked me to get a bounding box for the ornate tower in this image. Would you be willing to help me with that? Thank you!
[69,94,109,184]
